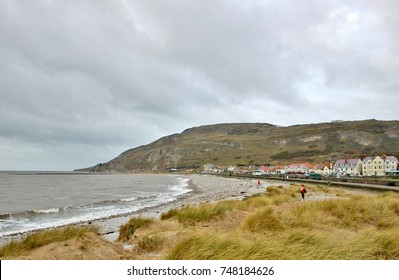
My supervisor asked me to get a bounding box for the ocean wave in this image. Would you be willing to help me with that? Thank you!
[1,207,64,220]
[0,212,12,220]
[120,194,158,202]
[32,208,60,214]
[25,208,62,216]
[120,197,137,202]
[58,194,160,211]
[167,178,191,195]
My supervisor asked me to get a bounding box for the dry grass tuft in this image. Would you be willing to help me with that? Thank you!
[161,200,239,225]
[160,209,179,220]
[117,217,154,242]
[138,234,165,251]
[242,206,283,233]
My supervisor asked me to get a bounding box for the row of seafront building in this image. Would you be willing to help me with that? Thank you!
[203,155,399,177]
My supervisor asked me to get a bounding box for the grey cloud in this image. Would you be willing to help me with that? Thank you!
[0,0,398,170]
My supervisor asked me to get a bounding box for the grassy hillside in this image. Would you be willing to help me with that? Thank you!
[83,119,399,172]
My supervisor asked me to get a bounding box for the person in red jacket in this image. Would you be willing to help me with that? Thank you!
[300,185,307,199]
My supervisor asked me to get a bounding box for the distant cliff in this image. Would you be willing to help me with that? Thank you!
[78,120,399,172]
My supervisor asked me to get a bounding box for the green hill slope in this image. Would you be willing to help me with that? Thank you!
[82,119,399,172]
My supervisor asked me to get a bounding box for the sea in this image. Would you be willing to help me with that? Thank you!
[0,172,191,237]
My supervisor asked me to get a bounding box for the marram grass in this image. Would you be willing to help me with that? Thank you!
[161,200,239,225]
[161,186,299,226]
[138,234,165,251]
[242,206,283,233]
[167,227,399,260]
[164,187,399,260]
[166,231,335,260]
[118,217,154,242]
[0,225,99,258]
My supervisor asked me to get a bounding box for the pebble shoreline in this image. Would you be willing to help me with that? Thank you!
[94,174,286,242]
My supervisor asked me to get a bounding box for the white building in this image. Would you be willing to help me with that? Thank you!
[334,159,362,176]
[385,156,398,173]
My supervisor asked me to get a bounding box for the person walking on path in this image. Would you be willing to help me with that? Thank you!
[300,185,307,199]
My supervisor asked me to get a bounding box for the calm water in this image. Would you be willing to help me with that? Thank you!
[0,172,190,236]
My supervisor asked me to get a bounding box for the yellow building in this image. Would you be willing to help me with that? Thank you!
[362,156,386,176]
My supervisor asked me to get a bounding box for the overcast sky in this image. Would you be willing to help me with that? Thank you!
[1,0,398,170]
